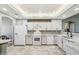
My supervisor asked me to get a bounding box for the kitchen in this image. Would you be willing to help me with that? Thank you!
[0,4,79,55]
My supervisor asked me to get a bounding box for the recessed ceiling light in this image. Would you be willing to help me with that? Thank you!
[2,8,7,11]
[75,8,79,11]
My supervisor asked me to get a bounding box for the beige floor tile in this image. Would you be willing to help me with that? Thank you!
[7,45,65,55]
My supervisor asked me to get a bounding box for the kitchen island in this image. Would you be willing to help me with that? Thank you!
[0,40,11,55]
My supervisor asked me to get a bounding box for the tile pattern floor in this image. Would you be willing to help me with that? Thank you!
[7,45,65,55]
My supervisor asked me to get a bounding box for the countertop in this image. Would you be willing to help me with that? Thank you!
[0,39,11,44]
[66,38,79,44]
[55,32,79,44]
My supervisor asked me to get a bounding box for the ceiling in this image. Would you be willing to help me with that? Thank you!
[58,4,79,19]
[17,4,62,13]
[0,4,79,19]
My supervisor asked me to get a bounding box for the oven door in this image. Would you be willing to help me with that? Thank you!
[33,35,41,45]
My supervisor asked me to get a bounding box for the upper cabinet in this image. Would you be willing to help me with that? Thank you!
[56,20,62,30]
[27,20,62,31]
[28,22,48,30]
[49,20,62,30]
[51,20,57,30]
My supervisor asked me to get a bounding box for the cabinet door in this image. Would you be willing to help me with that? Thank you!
[41,35,47,44]
[47,35,54,45]
[56,20,62,30]
[55,36,59,44]
[51,20,56,30]
[26,35,32,44]
[28,23,32,30]
[55,36,63,48]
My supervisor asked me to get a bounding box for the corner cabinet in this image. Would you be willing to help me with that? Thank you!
[55,35,63,48]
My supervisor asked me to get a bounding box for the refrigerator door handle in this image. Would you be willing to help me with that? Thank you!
[15,33,18,35]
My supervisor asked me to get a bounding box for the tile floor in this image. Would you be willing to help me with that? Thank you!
[7,45,65,55]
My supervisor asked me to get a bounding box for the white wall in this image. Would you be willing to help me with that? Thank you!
[1,17,13,39]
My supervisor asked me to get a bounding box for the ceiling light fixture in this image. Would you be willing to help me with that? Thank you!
[2,8,7,11]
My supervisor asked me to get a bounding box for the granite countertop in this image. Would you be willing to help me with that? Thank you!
[0,40,11,44]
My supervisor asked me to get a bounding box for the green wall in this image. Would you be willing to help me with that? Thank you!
[62,14,79,33]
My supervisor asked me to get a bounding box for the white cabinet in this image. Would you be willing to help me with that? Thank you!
[47,23,53,30]
[47,35,54,45]
[51,20,62,30]
[14,25,27,45]
[63,38,79,55]
[55,35,63,48]
[56,20,62,30]
[28,22,47,30]
[27,20,62,30]
[28,23,33,30]
[41,35,47,44]
[26,35,32,44]
[51,20,57,30]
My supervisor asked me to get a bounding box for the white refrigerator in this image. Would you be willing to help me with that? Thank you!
[14,25,27,45]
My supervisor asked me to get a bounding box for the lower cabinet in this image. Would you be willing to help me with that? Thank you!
[26,35,33,45]
[55,35,79,55]
[47,35,54,45]
[25,34,55,45]
[41,35,47,44]
[63,39,79,55]
[55,35,63,48]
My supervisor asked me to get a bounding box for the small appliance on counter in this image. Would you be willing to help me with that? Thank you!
[0,35,9,40]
